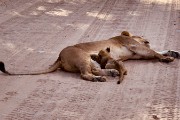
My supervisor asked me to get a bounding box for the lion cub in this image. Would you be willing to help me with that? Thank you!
[92,47,127,84]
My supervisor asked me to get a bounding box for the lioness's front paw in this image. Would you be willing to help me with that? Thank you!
[167,50,180,59]
[160,57,174,63]
[92,76,107,82]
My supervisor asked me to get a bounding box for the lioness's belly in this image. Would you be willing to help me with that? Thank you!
[110,46,133,59]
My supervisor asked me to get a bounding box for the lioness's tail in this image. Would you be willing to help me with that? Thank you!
[0,60,61,75]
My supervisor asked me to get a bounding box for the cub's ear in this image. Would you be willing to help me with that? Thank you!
[121,31,131,37]
[106,47,110,53]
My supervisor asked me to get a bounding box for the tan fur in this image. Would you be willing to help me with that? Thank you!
[0,31,178,82]
[92,47,127,84]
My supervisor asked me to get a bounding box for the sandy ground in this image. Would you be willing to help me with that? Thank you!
[0,0,180,120]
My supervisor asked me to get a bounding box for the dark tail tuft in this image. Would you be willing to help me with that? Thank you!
[0,61,6,73]
[0,61,11,75]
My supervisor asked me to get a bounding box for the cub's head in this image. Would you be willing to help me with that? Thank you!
[91,47,112,69]
[98,47,111,59]
[97,47,111,69]
[121,31,150,48]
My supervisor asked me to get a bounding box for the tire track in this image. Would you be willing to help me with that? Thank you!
[78,0,118,42]
[148,66,180,120]
[1,0,180,120]
[5,79,103,120]
[147,0,180,119]
[95,0,139,39]
[5,79,61,120]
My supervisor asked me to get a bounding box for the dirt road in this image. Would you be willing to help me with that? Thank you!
[0,0,180,119]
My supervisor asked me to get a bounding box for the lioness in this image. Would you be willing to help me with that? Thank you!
[91,47,127,84]
[0,31,179,82]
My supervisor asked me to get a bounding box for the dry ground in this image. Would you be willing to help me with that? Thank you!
[0,0,180,120]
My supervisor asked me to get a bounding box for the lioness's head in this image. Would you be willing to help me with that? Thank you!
[121,31,150,48]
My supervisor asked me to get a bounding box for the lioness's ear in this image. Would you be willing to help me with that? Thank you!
[106,47,110,53]
[121,31,131,37]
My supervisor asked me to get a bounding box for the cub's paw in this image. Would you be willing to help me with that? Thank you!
[117,80,121,84]
[117,77,124,84]
[123,69,127,75]
[92,76,107,82]
[108,69,119,77]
